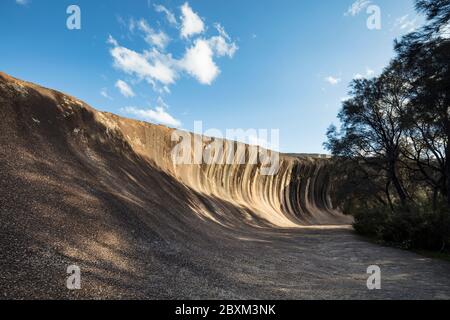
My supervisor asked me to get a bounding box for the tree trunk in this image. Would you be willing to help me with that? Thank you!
[389,163,407,207]
[385,181,394,211]
[445,120,450,207]
[386,148,407,207]
[445,142,450,207]
[432,187,438,211]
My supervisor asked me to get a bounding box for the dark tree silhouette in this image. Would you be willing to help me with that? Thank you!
[394,0,450,204]
[416,0,450,35]
[325,62,411,206]
[326,0,450,207]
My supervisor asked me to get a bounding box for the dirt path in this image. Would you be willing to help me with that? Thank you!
[217,226,450,300]
[5,220,450,299]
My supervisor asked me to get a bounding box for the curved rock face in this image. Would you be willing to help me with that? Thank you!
[124,131,344,227]
[90,107,349,227]
[0,72,349,228]
[0,72,355,299]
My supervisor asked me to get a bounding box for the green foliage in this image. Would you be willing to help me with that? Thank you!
[353,203,450,251]
[353,207,389,238]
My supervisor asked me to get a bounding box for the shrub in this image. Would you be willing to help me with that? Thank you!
[353,207,389,238]
[353,203,450,251]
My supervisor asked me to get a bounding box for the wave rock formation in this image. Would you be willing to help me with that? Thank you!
[0,72,353,299]
[0,72,348,228]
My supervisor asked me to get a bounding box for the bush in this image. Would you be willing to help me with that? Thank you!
[353,203,450,251]
[353,207,389,238]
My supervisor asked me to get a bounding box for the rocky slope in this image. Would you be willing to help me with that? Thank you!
[0,72,349,228]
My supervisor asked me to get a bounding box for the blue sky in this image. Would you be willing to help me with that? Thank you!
[0,0,423,153]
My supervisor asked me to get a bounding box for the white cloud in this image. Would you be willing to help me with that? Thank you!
[345,0,371,16]
[108,3,237,90]
[179,39,219,85]
[366,67,375,76]
[154,4,177,25]
[100,88,113,100]
[110,44,177,85]
[15,0,29,5]
[137,19,170,50]
[209,36,238,57]
[123,106,181,127]
[127,17,136,33]
[325,76,341,85]
[215,23,230,40]
[109,34,236,88]
[208,24,238,57]
[353,67,375,79]
[156,96,170,109]
[107,35,118,46]
[180,2,205,39]
[176,25,237,84]
[393,15,418,32]
[115,80,135,98]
